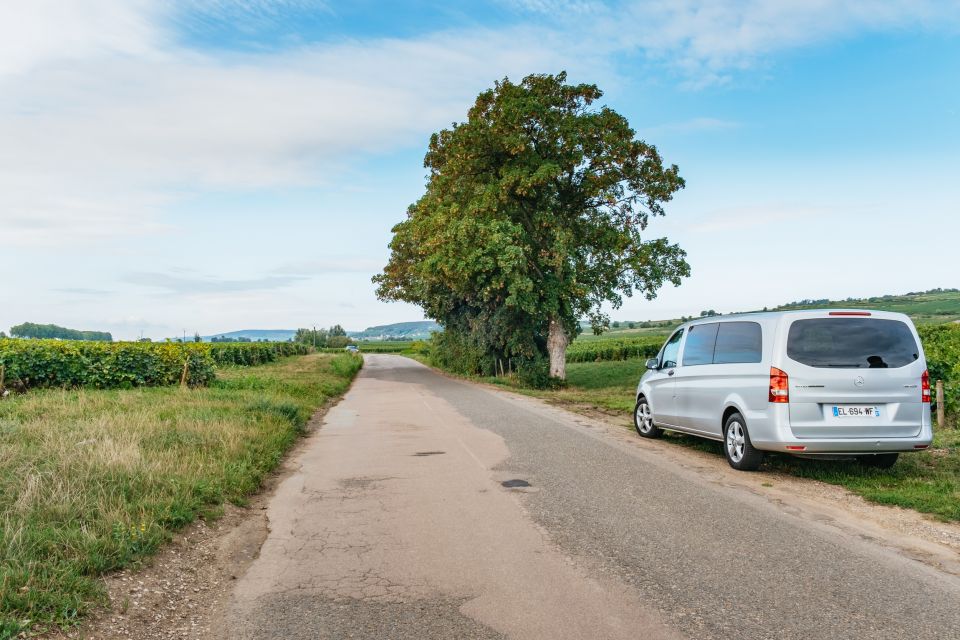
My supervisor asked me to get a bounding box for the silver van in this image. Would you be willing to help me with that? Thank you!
[634,310,933,470]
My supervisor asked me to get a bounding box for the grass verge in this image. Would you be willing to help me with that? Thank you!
[495,358,960,523]
[0,353,362,638]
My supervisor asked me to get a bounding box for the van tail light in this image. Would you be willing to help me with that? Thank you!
[769,367,789,403]
[921,370,931,403]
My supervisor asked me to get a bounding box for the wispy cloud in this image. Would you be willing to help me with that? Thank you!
[689,204,829,233]
[509,0,960,87]
[272,257,385,275]
[123,271,306,294]
[0,5,583,247]
[54,287,114,296]
[640,117,740,137]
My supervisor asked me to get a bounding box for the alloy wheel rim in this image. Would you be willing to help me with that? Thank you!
[726,421,745,462]
[636,403,653,433]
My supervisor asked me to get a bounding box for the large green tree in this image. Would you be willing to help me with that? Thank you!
[375,72,689,379]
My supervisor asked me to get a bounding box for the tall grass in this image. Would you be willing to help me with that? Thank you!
[0,353,361,637]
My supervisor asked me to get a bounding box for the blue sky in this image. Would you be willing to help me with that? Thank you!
[1,1,958,339]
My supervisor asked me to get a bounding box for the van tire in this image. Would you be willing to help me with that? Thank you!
[634,398,662,439]
[857,453,899,469]
[723,413,763,471]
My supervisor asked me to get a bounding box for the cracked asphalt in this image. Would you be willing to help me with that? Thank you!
[223,355,960,639]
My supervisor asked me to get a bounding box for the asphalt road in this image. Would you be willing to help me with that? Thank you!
[224,355,960,640]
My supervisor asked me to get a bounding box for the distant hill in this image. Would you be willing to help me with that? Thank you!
[201,329,297,342]
[350,321,440,341]
[194,322,441,343]
[770,289,960,324]
[588,288,960,340]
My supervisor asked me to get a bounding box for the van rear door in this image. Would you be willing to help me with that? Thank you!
[784,316,925,439]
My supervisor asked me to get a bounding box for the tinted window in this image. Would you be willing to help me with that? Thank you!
[713,322,762,364]
[660,329,683,368]
[787,318,919,369]
[683,323,719,366]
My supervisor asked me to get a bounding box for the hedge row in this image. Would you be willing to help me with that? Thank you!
[208,341,311,366]
[918,324,960,420]
[566,336,664,363]
[0,340,313,391]
[0,340,215,390]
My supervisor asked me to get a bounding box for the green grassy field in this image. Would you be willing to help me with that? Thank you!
[513,358,960,522]
[0,353,362,638]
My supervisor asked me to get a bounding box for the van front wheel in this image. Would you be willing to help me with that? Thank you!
[724,413,763,471]
[634,398,662,439]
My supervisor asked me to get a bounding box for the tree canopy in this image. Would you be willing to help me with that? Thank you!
[375,72,689,379]
[9,322,112,342]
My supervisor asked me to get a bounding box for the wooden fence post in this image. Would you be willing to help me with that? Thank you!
[0,364,5,395]
[180,359,189,388]
[935,380,946,428]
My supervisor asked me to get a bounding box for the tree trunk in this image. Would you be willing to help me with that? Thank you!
[547,316,569,380]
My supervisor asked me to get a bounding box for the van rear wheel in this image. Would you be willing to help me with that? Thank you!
[857,453,899,469]
[633,398,662,439]
[724,413,763,471]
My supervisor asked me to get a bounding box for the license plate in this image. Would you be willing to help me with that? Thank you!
[832,405,881,418]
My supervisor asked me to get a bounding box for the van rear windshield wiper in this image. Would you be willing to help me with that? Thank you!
[825,363,863,368]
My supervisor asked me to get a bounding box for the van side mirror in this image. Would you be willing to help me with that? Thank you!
[645,358,660,370]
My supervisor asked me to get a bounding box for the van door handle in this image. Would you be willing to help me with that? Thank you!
[667,369,675,376]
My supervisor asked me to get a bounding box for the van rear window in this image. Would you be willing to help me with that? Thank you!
[786,318,919,369]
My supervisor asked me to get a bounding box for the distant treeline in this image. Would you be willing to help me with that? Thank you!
[294,325,352,349]
[9,322,112,342]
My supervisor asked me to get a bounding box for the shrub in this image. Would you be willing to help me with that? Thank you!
[918,324,960,421]
[0,340,214,390]
[0,340,311,392]
[516,356,566,389]
[565,336,664,363]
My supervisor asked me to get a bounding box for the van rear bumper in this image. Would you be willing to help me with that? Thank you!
[748,404,933,454]
[752,436,932,455]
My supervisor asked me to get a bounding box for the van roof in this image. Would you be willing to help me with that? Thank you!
[677,309,912,329]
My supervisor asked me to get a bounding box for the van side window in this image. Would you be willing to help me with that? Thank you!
[713,322,762,364]
[682,323,719,366]
[660,329,684,368]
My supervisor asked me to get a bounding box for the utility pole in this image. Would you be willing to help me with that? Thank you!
[313,325,316,348]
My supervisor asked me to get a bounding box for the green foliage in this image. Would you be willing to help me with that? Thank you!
[375,71,688,375]
[326,335,351,349]
[0,340,311,392]
[294,327,328,347]
[516,356,566,389]
[565,335,663,363]
[918,323,960,420]
[0,354,360,634]
[427,328,492,376]
[0,340,214,390]
[330,353,363,378]
[207,341,310,367]
[9,322,112,342]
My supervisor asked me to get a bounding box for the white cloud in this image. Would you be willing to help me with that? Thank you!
[0,4,584,247]
[0,0,163,77]
[273,257,386,275]
[122,271,307,294]
[519,1,960,86]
